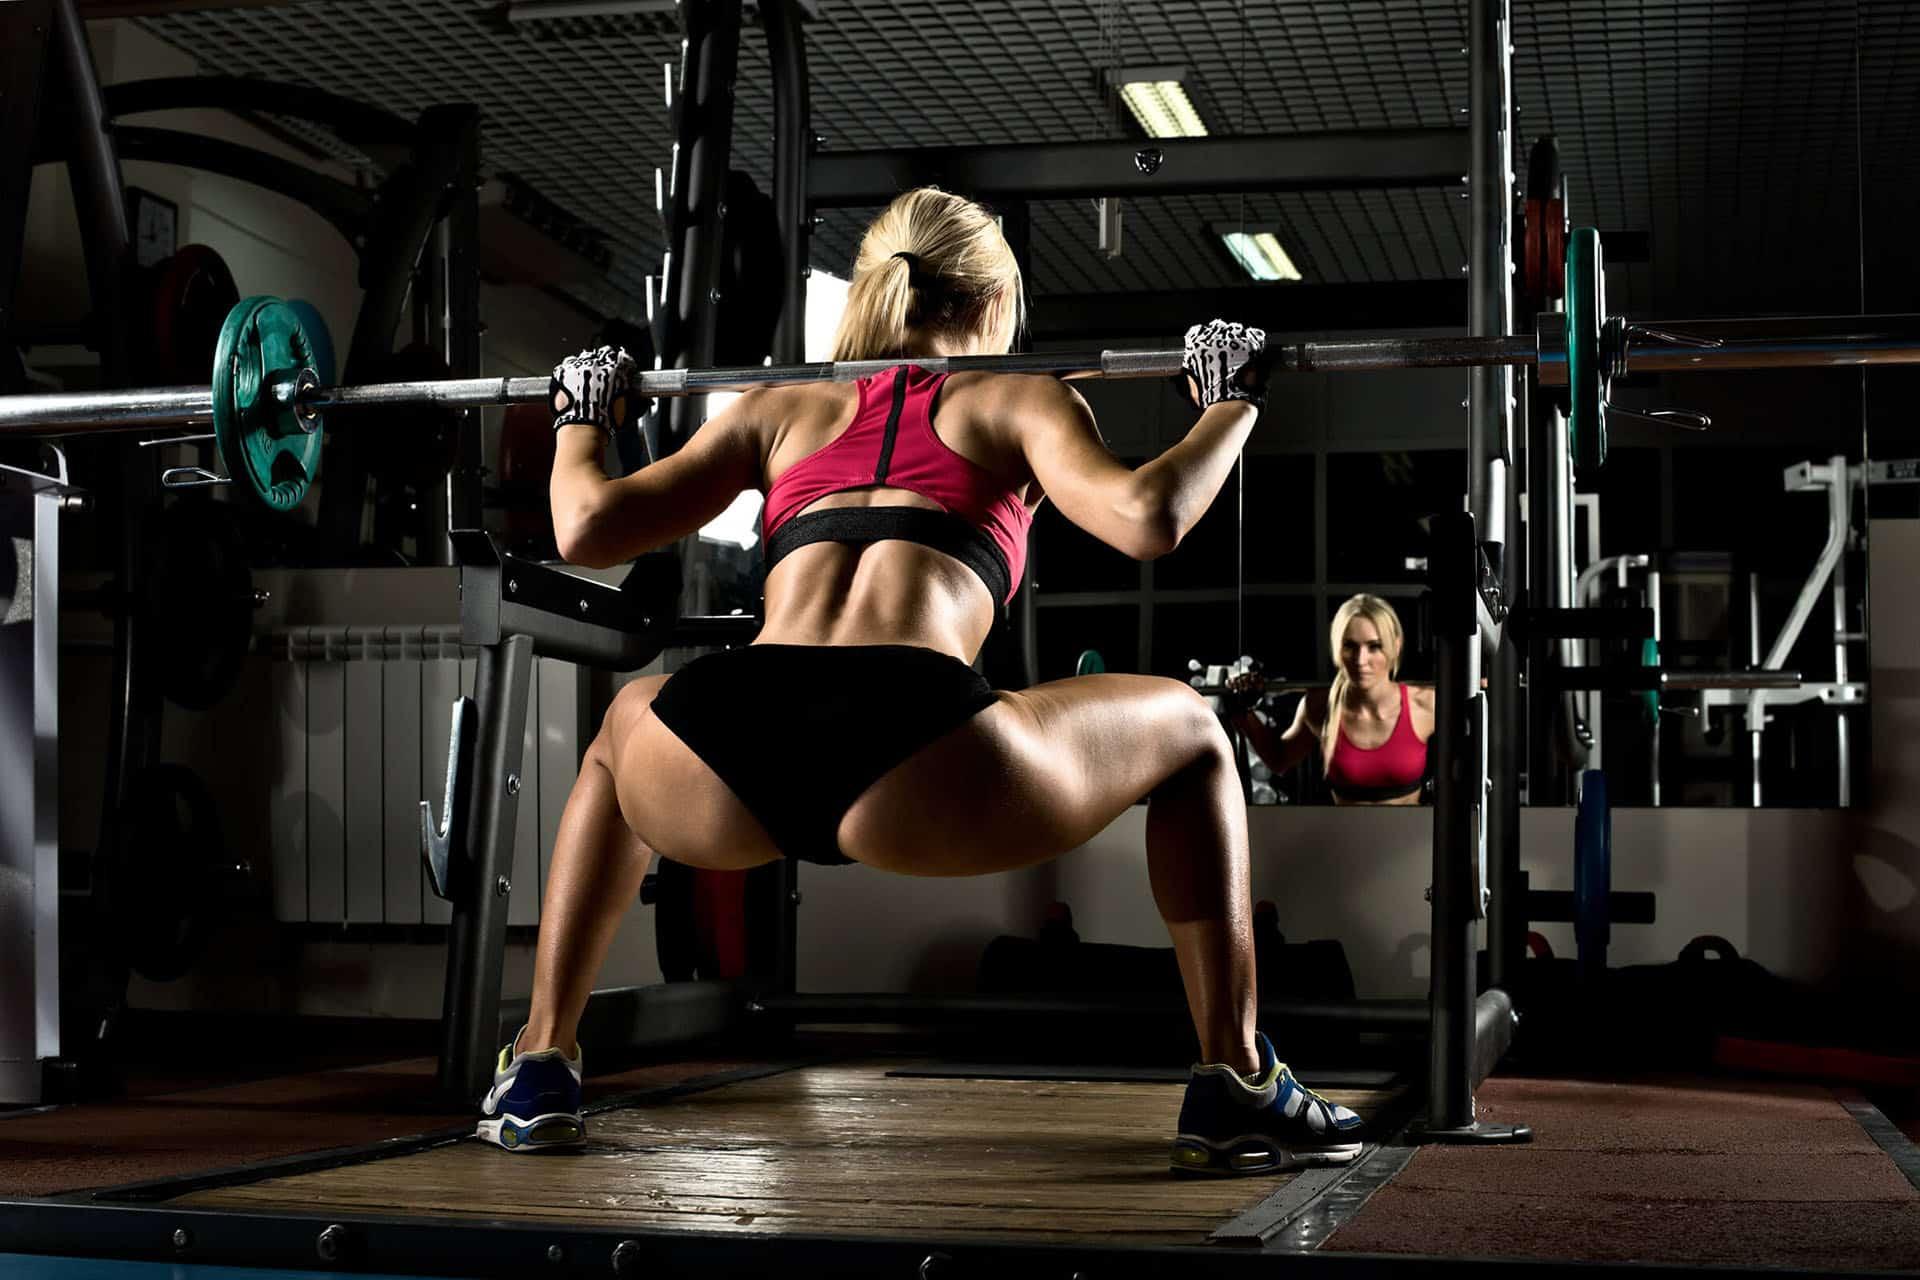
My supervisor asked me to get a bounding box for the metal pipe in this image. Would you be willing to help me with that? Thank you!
[1830,458,1852,807]
[1647,567,1663,807]
[438,634,534,1106]
[747,992,1432,1032]
[762,0,810,368]
[655,0,742,454]
[1544,669,1802,692]
[1750,571,1764,808]
[0,339,1532,434]
[1662,670,1803,691]
[1760,464,1849,676]
[1624,318,1920,372]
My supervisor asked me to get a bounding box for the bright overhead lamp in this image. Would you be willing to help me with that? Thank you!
[1218,227,1303,282]
[1106,65,1207,139]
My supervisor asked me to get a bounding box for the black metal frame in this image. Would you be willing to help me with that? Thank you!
[654,0,743,454]
[1030,282,1469,341]
[12,3,1920,1274]
[431,529,758,1102]
[4,0,156,1096]
[641,0,1526,1142]
[32,67,485,558]
[807,129,1473,206]
[1523,137,1570,819]
[763,0,811,996]
[0,1,56,395]
[12,8,492,1094]
[1409,0,1529,1144]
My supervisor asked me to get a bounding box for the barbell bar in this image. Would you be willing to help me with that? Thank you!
[4,225,1920,511]
[0,336,1544,434]
[9,319,1918,435]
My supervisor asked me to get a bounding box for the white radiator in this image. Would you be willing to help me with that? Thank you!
[248,625,585,927]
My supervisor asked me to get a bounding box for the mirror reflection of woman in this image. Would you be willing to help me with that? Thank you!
[1227,594,1433,805]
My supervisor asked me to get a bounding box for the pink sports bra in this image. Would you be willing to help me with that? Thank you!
[761,364,1033,604]
[1325,683,1428,800]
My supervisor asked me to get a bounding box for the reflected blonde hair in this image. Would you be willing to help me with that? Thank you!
[829,187,1025,361]
[1322,594,1406,772]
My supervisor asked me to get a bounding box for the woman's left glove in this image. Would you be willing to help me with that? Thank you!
[1182,319,1268,410]
[550,345,644,436]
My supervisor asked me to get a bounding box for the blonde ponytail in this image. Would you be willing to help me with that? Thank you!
[829,187,1025,361]
[1320,669,1350,775]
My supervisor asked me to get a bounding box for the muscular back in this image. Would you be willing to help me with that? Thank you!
[558,364,1217,656]
[754,371,1049,661]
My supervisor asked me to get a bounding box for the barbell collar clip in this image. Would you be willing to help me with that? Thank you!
[160,466,231,490]
[1627,323,1725,351]
[138,432,217,449]
[1604,403,1713,432]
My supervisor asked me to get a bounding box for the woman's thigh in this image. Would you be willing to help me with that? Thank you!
[838,673,1226,877]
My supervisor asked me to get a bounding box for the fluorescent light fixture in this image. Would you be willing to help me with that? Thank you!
[1107,65,1206,138]
[504,0,818,22]
[1219,229,1303,282]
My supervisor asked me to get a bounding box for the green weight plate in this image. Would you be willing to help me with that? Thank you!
[1075,648,1106,677]
[212,295,324,512]
[284,299,336,385]
[1566,227,1606,477]
[1641,636,1660,722]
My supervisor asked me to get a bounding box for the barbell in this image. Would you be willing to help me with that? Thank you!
[3,228,1919,512]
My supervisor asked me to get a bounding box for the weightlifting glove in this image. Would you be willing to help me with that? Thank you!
[1220,658,1267,717]
[1182,319,1268,410]
[550,345,641,436]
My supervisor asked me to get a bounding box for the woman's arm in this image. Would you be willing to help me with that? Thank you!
[551,389,768,568]
[1016,376,1259,559]
[1271,693,1326,775]
[1015,320,1266,560]
[1229,690,1323,776]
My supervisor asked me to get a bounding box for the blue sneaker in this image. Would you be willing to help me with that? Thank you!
[476,1029,585,1152]
[1170,1032,1364,1175]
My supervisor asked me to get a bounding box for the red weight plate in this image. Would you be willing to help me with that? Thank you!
[148,244,240,385]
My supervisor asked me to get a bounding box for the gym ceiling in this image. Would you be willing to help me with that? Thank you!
[129,0,1920,322]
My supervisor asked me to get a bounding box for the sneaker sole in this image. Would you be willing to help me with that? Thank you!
[1169,1134,1362,1176]
[476,1112,586,1152]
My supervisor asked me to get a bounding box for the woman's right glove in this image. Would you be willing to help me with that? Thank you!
[1222,662,1267,718]
[1182,319,1268,410]
[550,345,641,436]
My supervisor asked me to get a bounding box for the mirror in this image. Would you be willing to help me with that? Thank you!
[1026,8,1879,808]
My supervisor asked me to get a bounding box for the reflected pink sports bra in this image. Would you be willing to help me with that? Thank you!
[1325,683,1428,800]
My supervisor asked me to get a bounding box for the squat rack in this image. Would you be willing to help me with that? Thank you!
[6,0,1920,1273]
[7,0,1920,1130]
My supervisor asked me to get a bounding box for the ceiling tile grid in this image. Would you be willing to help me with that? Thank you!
[137,1,1915,325]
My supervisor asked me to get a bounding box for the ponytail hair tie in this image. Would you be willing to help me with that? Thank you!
[890,250,931,289]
